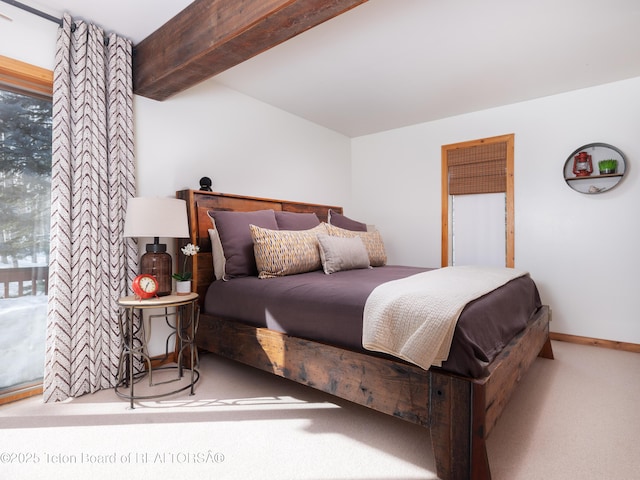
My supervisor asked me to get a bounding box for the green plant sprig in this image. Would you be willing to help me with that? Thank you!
[598,159,618,170]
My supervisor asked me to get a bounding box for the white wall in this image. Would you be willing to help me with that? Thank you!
[0,7,57,69]
[352,78,640,344]
[134,79,351,207]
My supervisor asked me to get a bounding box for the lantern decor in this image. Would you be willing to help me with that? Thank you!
[572,151,593,177]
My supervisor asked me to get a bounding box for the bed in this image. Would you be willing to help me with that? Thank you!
[176,189,554,480]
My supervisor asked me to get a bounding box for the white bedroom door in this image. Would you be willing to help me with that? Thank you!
[441,134,514,268]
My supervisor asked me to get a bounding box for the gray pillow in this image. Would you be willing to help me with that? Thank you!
[317,233,370,274]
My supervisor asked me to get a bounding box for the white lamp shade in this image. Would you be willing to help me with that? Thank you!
[123,197,189,238]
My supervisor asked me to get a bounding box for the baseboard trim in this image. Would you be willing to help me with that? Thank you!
[550,332,640,354]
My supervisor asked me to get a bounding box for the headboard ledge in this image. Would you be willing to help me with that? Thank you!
[175,190,343,307]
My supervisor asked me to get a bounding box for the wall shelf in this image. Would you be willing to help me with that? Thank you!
[563,143,627,194]
[565,173,624,181]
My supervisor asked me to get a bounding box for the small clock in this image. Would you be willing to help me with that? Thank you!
[131,274,159,300]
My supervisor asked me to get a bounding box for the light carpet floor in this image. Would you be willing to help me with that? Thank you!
[0,340,638,480]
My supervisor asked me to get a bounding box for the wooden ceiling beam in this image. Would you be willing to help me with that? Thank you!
[133,0,368,101]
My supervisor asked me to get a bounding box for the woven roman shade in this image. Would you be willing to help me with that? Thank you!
[447,141,507,195]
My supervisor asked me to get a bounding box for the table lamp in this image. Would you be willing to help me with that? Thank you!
[124,197,189,296]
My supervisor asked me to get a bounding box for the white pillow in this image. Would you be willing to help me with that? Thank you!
[208,227,226,281]
[316,234,370,274]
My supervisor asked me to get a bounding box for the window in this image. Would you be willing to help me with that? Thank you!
[441,134,515,268]
[0,55,52,405]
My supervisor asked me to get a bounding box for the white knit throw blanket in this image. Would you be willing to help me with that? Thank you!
[362,266,528,370]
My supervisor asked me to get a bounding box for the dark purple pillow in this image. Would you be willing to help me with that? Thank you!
[275,211,320,231]
[208,209,278,278]
[328,209,367,232]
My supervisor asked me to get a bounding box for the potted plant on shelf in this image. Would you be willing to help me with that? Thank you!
[173,243,199,295]
[598,159,618,175]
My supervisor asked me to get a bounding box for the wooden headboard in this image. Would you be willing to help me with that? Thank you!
[175,190,343,307]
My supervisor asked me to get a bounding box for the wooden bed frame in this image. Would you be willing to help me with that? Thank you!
[176,189,554,480]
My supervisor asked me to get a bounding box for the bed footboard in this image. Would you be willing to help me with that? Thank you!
[196,305,552,480]
[197,313,431,425]
[429,305,552,480]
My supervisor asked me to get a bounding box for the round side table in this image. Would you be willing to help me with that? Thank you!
[115,292,200,408]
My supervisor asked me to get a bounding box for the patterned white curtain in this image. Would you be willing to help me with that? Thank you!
[44,14,138,402]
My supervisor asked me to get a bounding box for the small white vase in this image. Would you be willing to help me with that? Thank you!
[175,280,191,296]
